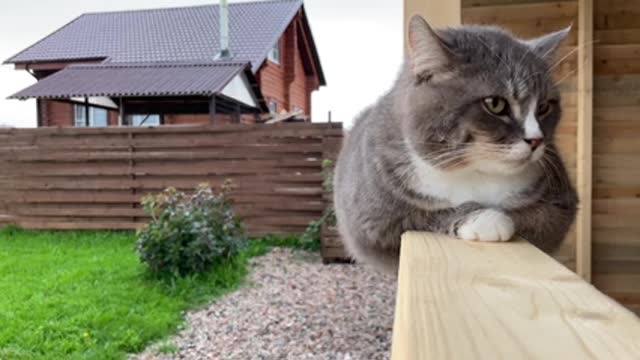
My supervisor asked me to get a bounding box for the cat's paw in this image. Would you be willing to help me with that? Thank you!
[457,209,515,242]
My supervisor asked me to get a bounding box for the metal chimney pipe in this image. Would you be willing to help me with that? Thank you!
[218,0,231,59]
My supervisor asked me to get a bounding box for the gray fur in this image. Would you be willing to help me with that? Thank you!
[333,16,577,273]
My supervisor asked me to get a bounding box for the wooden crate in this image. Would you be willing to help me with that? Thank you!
[321,224,350,263]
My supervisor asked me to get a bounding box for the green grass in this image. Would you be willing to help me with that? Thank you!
[0,227,309,360]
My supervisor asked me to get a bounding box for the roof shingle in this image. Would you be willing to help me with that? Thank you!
[5,0,303,73]
[9,62,252,99]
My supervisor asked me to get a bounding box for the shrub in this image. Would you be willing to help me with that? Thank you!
[136,182,247,277]
[300,159,336,250]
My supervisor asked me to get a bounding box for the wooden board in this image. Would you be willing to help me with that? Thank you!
[592,0,640,302]
[576,0,594,281]
[404,0,461,52]
[391,232,640,360]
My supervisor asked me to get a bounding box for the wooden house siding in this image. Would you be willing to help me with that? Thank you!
[40,100,118,127]
[257,14,316,116]
[164,114,258,125]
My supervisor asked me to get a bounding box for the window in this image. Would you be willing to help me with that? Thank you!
[74,105,86,127]
[130,114,161,127]
[74,105,108,127]
[268,100,278,114]
[267,41,281,64]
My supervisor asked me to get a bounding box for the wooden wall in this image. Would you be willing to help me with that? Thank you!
[0,123,342,237]
[257,12,315,116]
[40,100,119,127]
[592,0,640,313]
[462,0,579,270]
[456,0,639,312]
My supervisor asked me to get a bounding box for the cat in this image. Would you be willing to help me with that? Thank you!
[333,15,578,274]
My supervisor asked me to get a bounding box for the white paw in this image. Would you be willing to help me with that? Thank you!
[457,209,515,242]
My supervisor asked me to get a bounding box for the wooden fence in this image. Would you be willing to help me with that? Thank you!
[392,232,640,359]
[0,123,342,237]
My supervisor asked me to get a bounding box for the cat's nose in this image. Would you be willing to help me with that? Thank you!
[524,137,544,151]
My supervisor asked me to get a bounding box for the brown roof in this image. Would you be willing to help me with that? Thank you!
[9,62,262,104]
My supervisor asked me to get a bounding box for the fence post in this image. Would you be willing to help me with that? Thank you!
[127,127,138,226]
[320,124,348,262]
[576,0,594,282]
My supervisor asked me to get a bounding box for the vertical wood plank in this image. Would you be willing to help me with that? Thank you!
[209,96,217,125]
[119,98,125,126]
[576,0,594,282]
[391,232,640,360]
[404,0,462,52]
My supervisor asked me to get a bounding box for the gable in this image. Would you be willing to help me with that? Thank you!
[254,8,326,87]
[221,72,259,108]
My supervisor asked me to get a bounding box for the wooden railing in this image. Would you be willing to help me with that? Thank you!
[391,232,640,359]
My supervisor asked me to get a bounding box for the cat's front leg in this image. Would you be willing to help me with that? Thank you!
[430,202,516,242]
[426,203,515,242]
[455,209,515,242]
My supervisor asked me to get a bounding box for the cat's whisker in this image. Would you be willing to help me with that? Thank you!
[427,151,472,167]
[553,68,578,87]
[548,39,599,73]
[473,33,511,69]
[473,144,515,150]
[536,157,557,192]
[427,151,473,167]
[539,153,571,192]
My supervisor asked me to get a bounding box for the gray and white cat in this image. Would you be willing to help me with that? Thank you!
[333,15,578,273]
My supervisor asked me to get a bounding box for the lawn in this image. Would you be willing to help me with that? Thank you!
[0,227,303,360]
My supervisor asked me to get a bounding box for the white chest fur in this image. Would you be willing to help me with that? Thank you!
[409,151,537,207]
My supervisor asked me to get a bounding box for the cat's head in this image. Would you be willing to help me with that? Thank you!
[400,15,570,175]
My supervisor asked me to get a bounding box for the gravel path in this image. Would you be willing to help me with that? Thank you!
[135,248,396,360]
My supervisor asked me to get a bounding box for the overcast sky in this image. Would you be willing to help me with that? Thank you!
[0,0,403,128]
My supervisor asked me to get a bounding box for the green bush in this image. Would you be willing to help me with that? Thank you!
[136,183,247,277]
[300,159,336,251]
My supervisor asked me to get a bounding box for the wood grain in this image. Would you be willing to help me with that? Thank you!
[576,0,594,281]
[404,0,461,53]
[391,232,640,360]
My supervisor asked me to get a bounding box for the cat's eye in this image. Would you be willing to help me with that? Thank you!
[482,97,509,117]
[536,101,554,117]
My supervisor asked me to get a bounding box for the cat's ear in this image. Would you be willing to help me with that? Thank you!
[408,15,451,80]
[525,26,572,63]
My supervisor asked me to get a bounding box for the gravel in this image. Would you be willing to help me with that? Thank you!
[135,248,397,360]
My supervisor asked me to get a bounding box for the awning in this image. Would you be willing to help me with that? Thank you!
[9,61,267,111]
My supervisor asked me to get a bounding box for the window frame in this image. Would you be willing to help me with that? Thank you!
[268,100,278,114]
[74,104,109,128]
[130,114,162,127]
[267,40,281,65]
[89,107,108,127]
[74,104,87,127]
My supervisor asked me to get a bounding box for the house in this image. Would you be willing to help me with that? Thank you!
[3,0,326,127]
